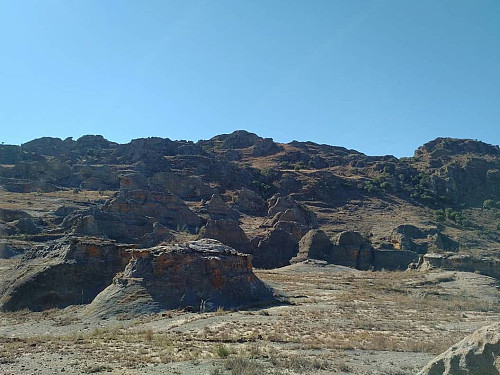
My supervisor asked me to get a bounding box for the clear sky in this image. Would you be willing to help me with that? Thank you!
[0,1,499,157]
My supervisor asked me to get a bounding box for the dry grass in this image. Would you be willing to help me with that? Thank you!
[0,190,116,214]
[0,266,498,373]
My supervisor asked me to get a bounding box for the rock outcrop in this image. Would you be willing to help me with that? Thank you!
[0,208,31,223]
[391,224,428,253]
[390,224,458,253]
[149,172,214,200]
[64,189,203,244]
[418,322,500,375]
[291,229,333,263]
[413,138,500,206]
[199,219,251,254]
[263,194,317,240]
[252,138,280,157]
[0,237,132,311]
[289,229,419,270]
[413,253,500,280]
[85,239,275,317]
[330,231,374,269]
[252,228,299,269]
[233,188,267,216]
[11,217,41,235]
[202,194,239,220]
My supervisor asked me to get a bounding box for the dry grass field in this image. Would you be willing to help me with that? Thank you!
[1,260,498,374]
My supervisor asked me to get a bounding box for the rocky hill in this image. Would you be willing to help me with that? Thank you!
[1,131,499,274]
[0,131,499,374]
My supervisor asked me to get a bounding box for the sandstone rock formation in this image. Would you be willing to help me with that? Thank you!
[391,224,428,253]
[291,229,333,263]
[252,228,299,269]
[233,188,267,216]
[390,224,458,253]
[328,231,370,268]
[0,237,132,311]
[11,217,41,235]
[0,208,31,222]
[263,194,317,240]
[252,137,280,156]
[64,189,203,244]
[119,172,149,190]
[413,138,500,206]
[149,172,214,200]
[414,253,500,280]
[291,229,419,271]
[86,239,275,317]
[418,322,500,375]
[202,194,239,220]
[198,219,251,254]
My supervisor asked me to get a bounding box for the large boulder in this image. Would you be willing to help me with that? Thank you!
[12,217,41,235]
[85,239,275,318]
[430,232,459,252]
[233,188,267,216]
[263,195,317,240]
[291,229,333,263]
[418,322,500,375]
[0,237,132,311]
[199,219,251,254]
[0,208,31,223]
[252,228,299,269]
[203,194,239,220]
[267,195,316,226]
[330,231,373,269]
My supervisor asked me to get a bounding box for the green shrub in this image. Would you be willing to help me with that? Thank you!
[364,181,379,193]
[380,181,392,190]
[435,209,445,222]
[483,199,496,209]
[217,344,230,358]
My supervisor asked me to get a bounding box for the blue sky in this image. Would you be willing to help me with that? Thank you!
[0,1,499,157]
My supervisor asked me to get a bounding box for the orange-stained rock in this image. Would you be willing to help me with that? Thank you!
[85,239,276,318]
[0,237,134,311]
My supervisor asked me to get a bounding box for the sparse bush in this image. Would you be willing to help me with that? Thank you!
[279,161,291,169]
[364,181,379,193]
[380,181,392,190]
[435,209,445,222]
[145,328,153,342]
[217,344,230,358]
[483,199,496,209]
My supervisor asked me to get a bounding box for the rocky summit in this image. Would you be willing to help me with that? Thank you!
[0,131,499,374]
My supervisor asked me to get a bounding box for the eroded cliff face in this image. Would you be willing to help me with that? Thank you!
[0,237,133,311]
[0,237,275,315]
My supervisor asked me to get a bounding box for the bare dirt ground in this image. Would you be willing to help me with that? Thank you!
[1,259,499,375]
